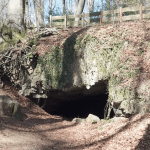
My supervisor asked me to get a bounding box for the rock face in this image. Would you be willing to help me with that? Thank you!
[0,33,109,114]
[0,27,150,119]
[0,95,24,121]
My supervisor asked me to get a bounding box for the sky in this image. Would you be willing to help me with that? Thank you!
[29,0,105,25]
[43,0,103,14]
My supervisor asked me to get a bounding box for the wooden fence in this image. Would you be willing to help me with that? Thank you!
[50,4,150,28]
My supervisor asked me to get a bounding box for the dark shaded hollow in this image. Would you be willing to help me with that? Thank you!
[1,74,13,87]
[36,94,115,121]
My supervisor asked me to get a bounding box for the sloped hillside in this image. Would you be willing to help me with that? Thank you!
[0,76,150,150]
[0,20,150,150]
[35,20,150,117]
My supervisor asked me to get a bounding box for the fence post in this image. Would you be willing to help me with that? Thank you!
[120,7,122,23]
[82,13,84,27]
[139,4,143,21]
[64,14,67,28]
[100,11,103,26]
[50,15,52,27]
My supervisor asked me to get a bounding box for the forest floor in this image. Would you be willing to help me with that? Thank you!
[0,83,150,150]
[0,20,150,150]
[0,82,150,150]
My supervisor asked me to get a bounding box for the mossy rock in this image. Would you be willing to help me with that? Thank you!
[0,95,24,121]
[86,114,100,124]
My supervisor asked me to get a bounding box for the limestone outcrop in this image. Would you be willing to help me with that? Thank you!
[0,26,150,119]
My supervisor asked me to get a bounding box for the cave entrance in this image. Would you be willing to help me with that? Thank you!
[44,93,115,121]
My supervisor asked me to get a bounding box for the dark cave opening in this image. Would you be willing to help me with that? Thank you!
[33,93,115,121]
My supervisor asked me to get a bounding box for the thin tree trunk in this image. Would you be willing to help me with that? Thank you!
[33,0,38,31]
[23,0,26,30]
[34,0,44,30]
[0,0,8,27]
[63,0,66,15]
[0,0,5,27]
[88,0,94,13]
[25,0,30,27]
[41,0,44,24]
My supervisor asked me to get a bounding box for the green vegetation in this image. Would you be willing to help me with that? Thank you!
[3,22,142,119]
[72,28,142,119]
[38,46,63,88]
[0,20,143,120]
[98,125,103,130]
[28,36,38,48]
[98,118,113,131]
[0,25,28,51]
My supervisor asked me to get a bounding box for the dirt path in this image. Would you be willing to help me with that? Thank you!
[0,84,150,150]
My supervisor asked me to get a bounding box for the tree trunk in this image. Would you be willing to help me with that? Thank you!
[34,0,45,30]
[0,0,5,27]
[88,0,94,13]
[63,0,66,15]
[25,0,30,27]
[75,0,85,22]
[7,0,26,31]
[33,0,38,31]
[41,0,44,22]
[0,0,8,27]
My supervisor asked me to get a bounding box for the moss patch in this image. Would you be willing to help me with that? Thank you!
[38,46,64,88]
[0,25,28,51]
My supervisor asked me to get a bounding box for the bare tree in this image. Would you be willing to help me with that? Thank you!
[87,0,94,13]
[68,0,73,14]
[0,0,5,27]
[104,0,116,25]
[25,0,30,27]
[74,0,79,13]
[44,0,56,26]
[102,0,103,11]
[7,0,26,31]
[0,0,10,27]
[33,0,45,31]
[0,0,6,44]
[48,0,56,14]
[63,0,66,15]
[75,0,85,22]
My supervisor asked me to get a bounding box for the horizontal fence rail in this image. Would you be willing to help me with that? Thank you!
[49,4,150,28]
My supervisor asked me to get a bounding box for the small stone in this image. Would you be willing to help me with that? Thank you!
[86,114,100,124]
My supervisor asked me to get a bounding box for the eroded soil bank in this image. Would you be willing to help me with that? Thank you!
[1,20,150,149]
